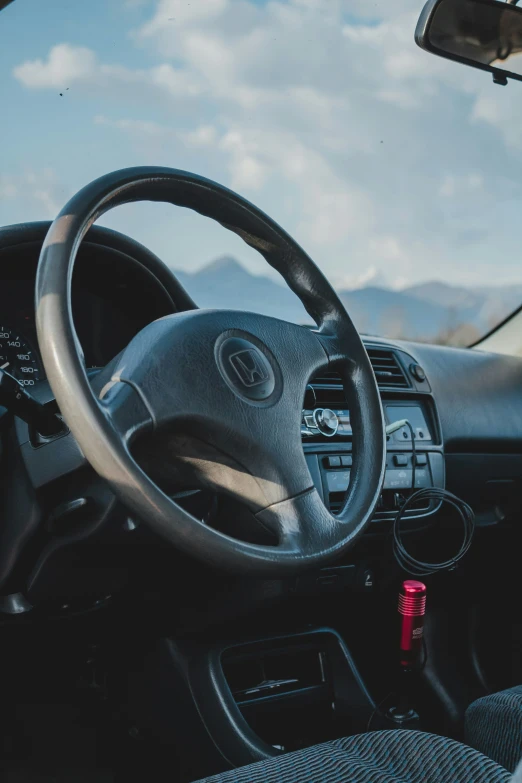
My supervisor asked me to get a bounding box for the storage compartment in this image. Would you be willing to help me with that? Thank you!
[223,646,326,702]
[221,630,375,751]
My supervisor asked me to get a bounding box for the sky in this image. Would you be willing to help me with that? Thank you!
[2,0,522,292]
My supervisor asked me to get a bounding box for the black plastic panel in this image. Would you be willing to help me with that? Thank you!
[445,453,522,525]
[398,340,522,454]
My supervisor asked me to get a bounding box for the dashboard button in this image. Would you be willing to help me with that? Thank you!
[341,455,352,467]
[383,469,412,490]
[415,454,428,466]
[410,363,426,382]
[326,470,350,493]
[393,454,408,467]
[414,468,430,488]
[327,456,341,468]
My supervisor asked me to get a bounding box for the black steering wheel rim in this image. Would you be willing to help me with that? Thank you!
[35,167,385,574]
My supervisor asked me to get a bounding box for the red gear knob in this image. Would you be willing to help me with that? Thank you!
[398,580,427,668]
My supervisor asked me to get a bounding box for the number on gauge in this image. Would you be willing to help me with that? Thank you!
[0,326,41,386]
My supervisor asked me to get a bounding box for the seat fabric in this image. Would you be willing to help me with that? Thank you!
[466,685,522,774]
[195,729,510,783]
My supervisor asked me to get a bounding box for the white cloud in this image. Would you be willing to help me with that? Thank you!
[139,0,229,39]
[96,111,370,242]
[217,127,373,240]
[342,0,423,21]
[14,44,96,89]
[218,130,267,190]
[376,89,418,109]
[471,91,522,150]
[334,266,389,290]
[439,173,484,198]
[96,114,220,155]
[10,0,522,287]
[147,62,202,97]
[0,179,17,200]
[94,115,170,137]
[0,169,65,218]
[333,261,412,292]
[13,44,202,99]
[182,124,218,147]
[369,236,407,263]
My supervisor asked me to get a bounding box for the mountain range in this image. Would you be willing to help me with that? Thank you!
[173,256,522,343]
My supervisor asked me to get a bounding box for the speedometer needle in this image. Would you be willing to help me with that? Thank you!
[0,362,9,370]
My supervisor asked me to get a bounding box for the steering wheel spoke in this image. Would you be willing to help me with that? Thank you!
[98,377,153,445]
[256,487,342,557]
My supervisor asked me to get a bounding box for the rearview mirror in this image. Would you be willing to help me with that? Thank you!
[416,0,522,85]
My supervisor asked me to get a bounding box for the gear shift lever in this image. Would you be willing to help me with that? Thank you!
[399,580,427,669]
[385,580,427,728]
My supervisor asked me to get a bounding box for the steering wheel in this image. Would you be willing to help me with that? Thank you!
[35,167,385,575]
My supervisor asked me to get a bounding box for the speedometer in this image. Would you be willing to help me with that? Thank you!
[0,325,42,386]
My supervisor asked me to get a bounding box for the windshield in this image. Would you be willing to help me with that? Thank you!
[2,0,521,347]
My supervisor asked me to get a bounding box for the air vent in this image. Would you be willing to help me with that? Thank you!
[310,386,345,407]
[308,373,342,405]
[366,347,409,389]
[312,372,341,384]
[310,347,410,393]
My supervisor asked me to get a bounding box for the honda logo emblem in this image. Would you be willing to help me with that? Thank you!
[229,349,269,387]
[217,336,276,402]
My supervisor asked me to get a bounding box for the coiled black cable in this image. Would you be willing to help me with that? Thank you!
[392,486,475,576]
[391,420,475,577]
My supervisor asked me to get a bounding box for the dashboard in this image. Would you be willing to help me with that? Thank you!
[2,221,522,496]
[2,220,522,604]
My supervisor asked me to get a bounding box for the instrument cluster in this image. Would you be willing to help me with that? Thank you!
[0,324,42,386]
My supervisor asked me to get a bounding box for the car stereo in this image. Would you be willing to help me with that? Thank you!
[301,400,443,520]
[301,408,352,438]
[301,404,433,442]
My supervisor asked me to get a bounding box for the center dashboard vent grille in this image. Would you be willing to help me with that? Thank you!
[366,347,409,389]
[311,347,409,391]
[307,372,345,407]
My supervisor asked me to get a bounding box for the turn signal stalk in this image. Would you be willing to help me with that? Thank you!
[0,367,63,437]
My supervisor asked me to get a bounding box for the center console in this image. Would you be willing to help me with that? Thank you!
[125,352,442,780]
[302,342,445,525]
[133,627,384,780]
